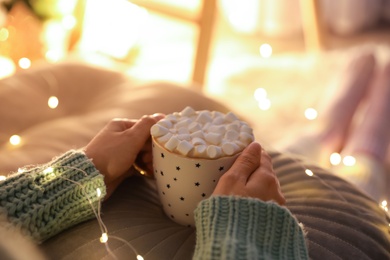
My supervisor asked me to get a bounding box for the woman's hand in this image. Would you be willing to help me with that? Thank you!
[212,142,286,205]
[84,114,164,198]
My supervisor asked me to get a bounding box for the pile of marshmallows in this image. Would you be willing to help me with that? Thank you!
[150,106,255,159]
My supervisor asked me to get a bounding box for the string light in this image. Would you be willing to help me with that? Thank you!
[259,43,272,58]
[43,167,54,174]
[329,152,342,166]
[254,87,271,111]
[9,135,21,146]
[35,165,144,259]
[254,88,267,101]
[381,200,388,212]
[100,232,108,243]
[342,155,356,166]
[48,96,59,109]
[0,56,16,78]
[18,58,31,69]
[305,169,314,176]
[96,187,102,198]
[257,99,271,111]
[304,108,318,120]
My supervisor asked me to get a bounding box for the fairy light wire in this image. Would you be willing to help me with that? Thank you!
[18,163,143,260]
[288,155,389,220]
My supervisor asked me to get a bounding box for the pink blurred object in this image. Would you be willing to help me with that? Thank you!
[320,0,383,35]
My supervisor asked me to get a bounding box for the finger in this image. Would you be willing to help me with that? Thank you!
[125,115,161,151]
[152,113,166,121]
[272,187,286,206]
[108,118,138,131]
[260,150,274,174]
[226,142,261,182]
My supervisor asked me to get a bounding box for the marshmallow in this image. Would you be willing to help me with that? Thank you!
[207,145,222,158]
[158,119,173,129]
[181,106,196,117]
[225,111,239,122]
[165,136,180,151]
[151,106,254,159]
[202,122,212,131]
[196,111,213,124]
[212,116,225,125]
[177,134,191,141]
[192,137,206,145]
[209,125,225,134]
[205,133,223,145]
[177,127,190,135]
[157,132,173,143]
[241,124,253,134]
[222,142,240,156]
[212,111,225,118]
[188,121,202,133]
[177,140,193,156]
[176,118,193,129]
[192,144,207,157]
[239,132,254,143]
[165,114,178,123]
[191,130,204,139]
[226,123,240,132]
[225,130,239,141]
[151,124,169,137]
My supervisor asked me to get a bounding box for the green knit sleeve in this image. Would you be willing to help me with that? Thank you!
[0,150,106,243]
[193,196,309,260]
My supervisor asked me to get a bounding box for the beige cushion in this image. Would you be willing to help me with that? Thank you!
[0,62,228,174]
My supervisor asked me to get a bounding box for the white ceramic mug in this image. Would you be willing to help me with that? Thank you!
[152,137,240,227]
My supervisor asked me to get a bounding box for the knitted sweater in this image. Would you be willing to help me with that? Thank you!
[0,150,106,243]
[193,196,309,260]
[0,150,309,259]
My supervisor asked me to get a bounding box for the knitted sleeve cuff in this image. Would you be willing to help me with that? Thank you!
[0,150,106,243]
[193,196,308,260]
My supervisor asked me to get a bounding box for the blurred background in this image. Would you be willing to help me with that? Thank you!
[1,0,390,148]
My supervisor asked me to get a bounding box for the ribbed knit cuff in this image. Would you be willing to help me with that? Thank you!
[0,150,106,243]
[193,196,308,260]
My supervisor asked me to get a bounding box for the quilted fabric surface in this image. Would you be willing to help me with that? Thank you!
[41,150,390,260]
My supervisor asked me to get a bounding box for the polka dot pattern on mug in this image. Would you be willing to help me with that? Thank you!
[152,143,239,227]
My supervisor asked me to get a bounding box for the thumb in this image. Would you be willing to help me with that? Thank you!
[125,115,161,151]
[227,142,261,182]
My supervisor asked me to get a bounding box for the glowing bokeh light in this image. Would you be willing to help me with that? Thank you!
[305,169,314,176]
[48,96,59,109]
[343,155,356,166]
[329,152,342,166]
[254,88,267,101]
[0,56,16,78]
[9,135,21,146]
[258,98,271,111]
[100,233,108,243]
[259,43,272,58]
[18,58,31,69]
[304,108,318,120]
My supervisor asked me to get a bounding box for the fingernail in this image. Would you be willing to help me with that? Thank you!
[152,113,165,119]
